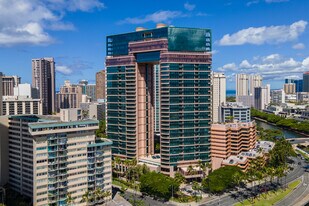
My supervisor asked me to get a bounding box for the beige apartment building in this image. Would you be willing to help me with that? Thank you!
[56,80,83,112]
[1,75,21,96]
[284,83,296,94]
[210,121,257,170]
[2,96,43,115]
[0,115,112,206]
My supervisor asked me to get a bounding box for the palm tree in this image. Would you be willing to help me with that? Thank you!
[174,172,186,185]
[198,160,207,178]
[233,172,243,188]
[206,162,212,175]
[187,165,194,176]
[66,193,75,206]
[94,188,103,203]
[114,157,121,178]
[81,190,92,206]
[104,190,112,202]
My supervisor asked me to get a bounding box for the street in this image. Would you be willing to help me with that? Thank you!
[201,157,307,206]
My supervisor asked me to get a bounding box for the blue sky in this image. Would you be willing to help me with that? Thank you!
[0,0,308,90]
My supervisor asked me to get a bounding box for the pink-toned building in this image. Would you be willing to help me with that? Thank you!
[211,121,257,170]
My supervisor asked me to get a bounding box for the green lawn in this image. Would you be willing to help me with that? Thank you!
[112,179,128,189]
[234,179,301,206]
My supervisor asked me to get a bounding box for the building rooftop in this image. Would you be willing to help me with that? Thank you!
[221,102,249,109]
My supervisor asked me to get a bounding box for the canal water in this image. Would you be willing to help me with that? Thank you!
[255,119,302,138]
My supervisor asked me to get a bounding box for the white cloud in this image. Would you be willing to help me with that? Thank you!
[119,10,183,24]
[262,53,281,62]
[218,63,237,72]
[45,0,105,11]
[303,57,309,67]
[184,2,195,11]
[219,20,307,46]
[265,0,289,3]
[56,65,73,75]
[196,12,209,17]
[0,0,103,46]
[48,22,75,31]
[247,0,259,6]
[216,54,309,81]
[292,43,305,50]
[210,50,219,55]
[239,60,251,68]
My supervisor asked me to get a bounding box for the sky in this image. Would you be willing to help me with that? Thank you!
[0,0,309,90]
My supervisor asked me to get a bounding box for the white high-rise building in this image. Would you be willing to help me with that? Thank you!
[212,72,226,123]
[236,74,249,96]
[249,75,262,95]
[254,84,270,110]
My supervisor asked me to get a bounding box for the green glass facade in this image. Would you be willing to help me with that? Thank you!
[107,27,211,56]
[160,63,211,171]
[106,26,212,174]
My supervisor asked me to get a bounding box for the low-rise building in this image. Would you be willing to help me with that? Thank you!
[263,105,283,115]
[211,121,257,170]
[221,141,275,171]
[0,115,112,206]
[2,96,42,115]
[236,95,254,108]
[297,92,309,103]
[220,102,251,123]
[285,94,297,103]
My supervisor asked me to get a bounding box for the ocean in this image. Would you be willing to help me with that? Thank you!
[226,90,236,97]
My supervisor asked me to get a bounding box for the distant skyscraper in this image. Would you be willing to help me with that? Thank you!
[285,78,295,84]
[106,25,212,176]
[295,79,303,92]
[212,72,226,123]
[78,80,97,101]
[56,80,83,112]
[283,83,296,94]
[303,72,309,92]
[270,89,285,104]
[254,84,270,110]
[32,58,55,114]
[96,70,106,100]
[1,75,21,96]
[236,74,249,96]
[249,75,262,95]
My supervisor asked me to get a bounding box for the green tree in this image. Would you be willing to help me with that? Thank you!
[269,138,295,166]
[140,172,180,200]
[81,190,93,206]
[174,172,186,185]
[96,120,107,138]
[202,166,243,193]
[66,193,75,206]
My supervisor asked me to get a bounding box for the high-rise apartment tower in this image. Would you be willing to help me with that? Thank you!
[96,70,106,100]
[212,72,226,123]
[106,25,212,175]
[32,58,55,114]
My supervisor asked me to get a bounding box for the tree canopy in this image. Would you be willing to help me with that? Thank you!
[251,108,309,133]
[201,166,243,193]
[140,172,180,200]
